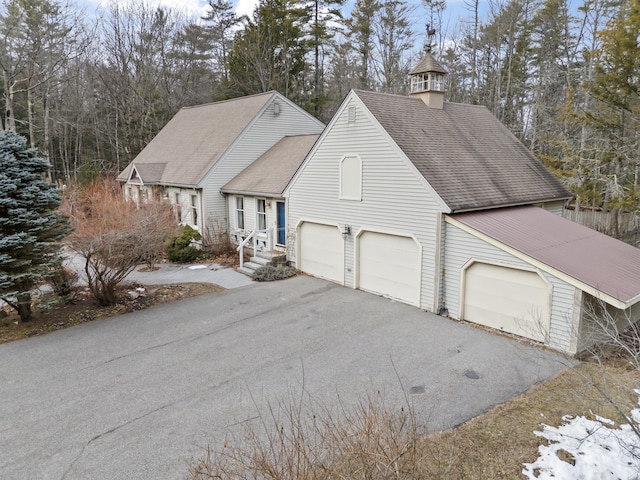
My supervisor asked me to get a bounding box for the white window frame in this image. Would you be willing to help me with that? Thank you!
[173,192,181,222]
[256,198,267,231]
[411,74,428,93]
[430,73,445,92]
[339,155,362,201]
[236,196,245,229]
[190,194,199,227]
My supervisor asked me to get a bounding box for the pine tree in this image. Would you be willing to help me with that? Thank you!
[227,0,310,101]
[0,130,69,321]
[347,0,380,90]
[581,0,640,211]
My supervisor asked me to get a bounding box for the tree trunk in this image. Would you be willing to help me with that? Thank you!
[4,71,16,131]
[27,84,36,149]
[16,292,32,322]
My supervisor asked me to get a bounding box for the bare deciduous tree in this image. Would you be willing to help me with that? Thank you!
[63,179,176,305]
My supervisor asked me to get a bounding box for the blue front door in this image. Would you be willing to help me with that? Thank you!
[276,201,286,245]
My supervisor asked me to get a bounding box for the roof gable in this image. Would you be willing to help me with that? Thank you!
[283,91,450,212]
[127,163,166,184]
[449,206,640,308]
[222,134,320,197]
[353,90,571,212]
[117,92,277,187]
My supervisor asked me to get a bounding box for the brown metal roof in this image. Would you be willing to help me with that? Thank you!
[451,206,640,307]
[117,92,276,186]
[222,134,320,197]
[409,53,448,75]
[353,90,571,212]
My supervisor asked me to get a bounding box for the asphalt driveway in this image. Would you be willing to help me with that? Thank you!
[0,276,569,479]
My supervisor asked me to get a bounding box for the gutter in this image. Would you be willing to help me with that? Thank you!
[450,196,572,214]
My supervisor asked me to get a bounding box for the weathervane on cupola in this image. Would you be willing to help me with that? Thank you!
[409,24,448,109]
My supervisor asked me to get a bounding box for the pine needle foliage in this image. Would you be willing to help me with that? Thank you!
[0,131,69,322]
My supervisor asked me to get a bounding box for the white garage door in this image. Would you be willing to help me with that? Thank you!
[298,222,343,283]
[463,262,550,342]
[357,231,421,306]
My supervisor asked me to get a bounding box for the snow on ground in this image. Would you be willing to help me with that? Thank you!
[523,390,640,479]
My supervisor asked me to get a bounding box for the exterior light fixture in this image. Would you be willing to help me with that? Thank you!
[342,224,351,239]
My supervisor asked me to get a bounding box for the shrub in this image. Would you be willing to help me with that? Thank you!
[253,264,296,282]
[64,179,177,305]
[46,258,78,300]
[188,392,421,479]
[165,225,202,263]
[203,217,233,257]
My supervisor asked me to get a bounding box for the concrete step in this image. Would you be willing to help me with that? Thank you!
[242,261,262,271]
[237,266,256,277]
[250,256,271,266]
[256,251,287,263]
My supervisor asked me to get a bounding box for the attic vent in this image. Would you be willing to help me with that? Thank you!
[273,102,281,116]
[348,106,356,123]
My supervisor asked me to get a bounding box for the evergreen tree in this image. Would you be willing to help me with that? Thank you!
[307,0,344,116]
[580,0,640,210]
[0,130,69,321]
[227,0,310,101]
[347,0,380,90]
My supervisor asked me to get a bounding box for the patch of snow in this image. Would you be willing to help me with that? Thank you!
[523,392,640,479]
[594,414,615,426]
[188,265,207,270]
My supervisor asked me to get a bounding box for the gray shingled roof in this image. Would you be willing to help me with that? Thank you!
[117,92,276,187]
[452,206,640,307]
[354,90,571,212]
[222,134,320,197]
[409,53,447,75]
[131,163,166,183]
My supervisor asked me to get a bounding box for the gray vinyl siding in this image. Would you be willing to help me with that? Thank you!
[541,200,565,216]
[287,96,443,312]
[579,295,640,353]
[202,98,323,235]
[443,221,576,353]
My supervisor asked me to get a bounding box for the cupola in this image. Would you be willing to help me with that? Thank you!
[409,52,447,109]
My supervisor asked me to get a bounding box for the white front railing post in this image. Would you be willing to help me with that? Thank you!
[253,233,257,258]
[237,230,257,269]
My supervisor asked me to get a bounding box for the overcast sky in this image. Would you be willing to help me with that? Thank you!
[83,0,474,41]
[86,0,470,24]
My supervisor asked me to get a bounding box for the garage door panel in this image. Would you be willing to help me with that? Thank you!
[358,232,420,306]
[464,263,550,342]
[299,223,343,284]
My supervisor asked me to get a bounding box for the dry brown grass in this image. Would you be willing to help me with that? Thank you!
[187,363,640,480]
[414,363,640,479]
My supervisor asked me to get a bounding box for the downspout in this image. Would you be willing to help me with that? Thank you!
[434,213,448,316]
